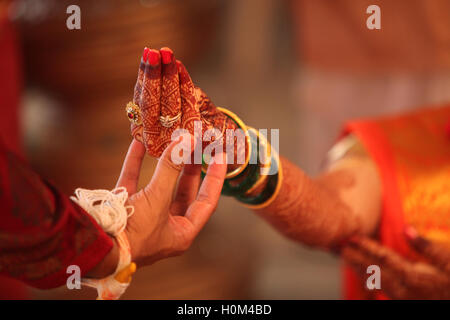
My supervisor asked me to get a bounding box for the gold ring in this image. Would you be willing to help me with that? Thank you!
[160,113,181,128]
[125,102,142,126]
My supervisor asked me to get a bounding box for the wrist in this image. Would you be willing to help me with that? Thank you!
[126,230,140,264]
[125,222,169,267]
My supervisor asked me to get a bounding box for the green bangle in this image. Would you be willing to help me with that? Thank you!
[221,163,259,196]
[235,138,280,205]
[236,171,279,205]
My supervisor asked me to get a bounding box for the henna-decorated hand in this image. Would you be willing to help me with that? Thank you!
[341,228,450,299]
[129,47,241,161]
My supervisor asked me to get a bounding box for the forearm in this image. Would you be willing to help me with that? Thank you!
[253,157,361,248]
[85,237,119,279]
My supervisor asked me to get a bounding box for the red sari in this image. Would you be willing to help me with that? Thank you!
[342,105,450,299]
[0,13,112,299]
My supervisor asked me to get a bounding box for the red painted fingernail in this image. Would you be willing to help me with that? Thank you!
[404,226,429,251]
[404,226,418,240]
[142,47,150,62]
[147,49,160,66]
[160,47,173,64]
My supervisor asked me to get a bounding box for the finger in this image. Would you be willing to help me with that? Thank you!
[405,226,450,274]
[177,59,195,98]
[131,47,150,142]
[160,47,181,137]
[347,236,413,274]
[145,133,195,205]
[344,237,450,299]
[177,60,200,133]
[171,163,202,216]
[141,49,163,156]
[133,47,149,105]
[116,139,146,195]
[184,153,226,236]
[342,246,411,299]
[341,245,374,275]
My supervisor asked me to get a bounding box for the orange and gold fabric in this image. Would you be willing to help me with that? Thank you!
[343,104,450,299]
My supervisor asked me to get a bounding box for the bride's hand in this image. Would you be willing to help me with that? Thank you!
[117,134,226,266]
[128,47,240,158]
[341,229,450,299]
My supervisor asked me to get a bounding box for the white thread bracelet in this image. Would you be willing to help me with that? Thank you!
[71,187,134,236]
[70,187,135,300]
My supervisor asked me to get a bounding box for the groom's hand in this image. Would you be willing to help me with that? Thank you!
[117,134,227,266]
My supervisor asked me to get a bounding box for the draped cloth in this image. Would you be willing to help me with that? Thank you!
[0,12,113,298]
[342,104,450,299]
[0,141,114,291]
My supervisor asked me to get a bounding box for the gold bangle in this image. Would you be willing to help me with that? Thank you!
[201,107,252,179]
[241,144,283,210]
[243,127,272,195]
[244,174,268,196]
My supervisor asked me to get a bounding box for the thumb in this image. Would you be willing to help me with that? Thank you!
[145,133,196,205]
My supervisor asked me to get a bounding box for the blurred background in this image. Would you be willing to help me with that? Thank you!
[1,0,449,299]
